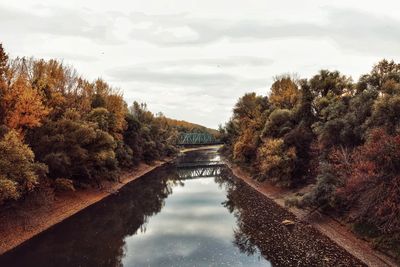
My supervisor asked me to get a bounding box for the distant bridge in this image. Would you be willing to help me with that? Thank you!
[177,133,221,146]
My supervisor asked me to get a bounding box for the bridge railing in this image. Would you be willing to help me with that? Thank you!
[177,133,221,145]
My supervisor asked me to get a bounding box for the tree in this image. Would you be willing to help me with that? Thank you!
[29,118,118,186]
[262,109,293,138]
[309,70,353,97]
[256,138,296,186]
[269,75,300,109]
[0,43,7,78]
[358,60,400,92]
[1,70,49,133]
[0,43,9,123]
[366,93,400,134]
[87,107,117,133]
[233,127,259,164]
[0,130,47,204]
[336,129,400,234]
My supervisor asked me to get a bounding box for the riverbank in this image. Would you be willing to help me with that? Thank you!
[225,161,398,267]
[0,159,173,255]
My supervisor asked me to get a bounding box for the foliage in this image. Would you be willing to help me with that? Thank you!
[309,70,353,97]
[337,129,400,234]
[29,118,118,185]
[0,43,206,206]
[292,162,341,210]
[54,178,75,192]
[233,127,259,164]
[262,109,293,138]
[0,65,49,133]
[269,75,300,109]
[256,138,296,186]
[0,130,47,204]
[222,59,400,255]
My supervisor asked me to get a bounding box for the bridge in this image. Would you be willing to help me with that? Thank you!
[177,133,221,146]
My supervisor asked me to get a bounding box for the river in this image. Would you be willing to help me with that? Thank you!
[0,148,364,267]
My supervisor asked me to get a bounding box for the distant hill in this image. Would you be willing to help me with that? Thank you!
[165,118,220,137]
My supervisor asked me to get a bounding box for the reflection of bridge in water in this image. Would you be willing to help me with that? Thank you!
[176,163,225,180]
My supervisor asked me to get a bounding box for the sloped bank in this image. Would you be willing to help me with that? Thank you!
[224,161,398,267]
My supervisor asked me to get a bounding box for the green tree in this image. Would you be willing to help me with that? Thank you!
[29,118,118,186]
[0,130,47,204]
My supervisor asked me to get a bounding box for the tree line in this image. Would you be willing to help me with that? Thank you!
[220,60,400,259]
[0,44,211,207]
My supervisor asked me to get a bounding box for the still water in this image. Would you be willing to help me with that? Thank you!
[0,148,270,267]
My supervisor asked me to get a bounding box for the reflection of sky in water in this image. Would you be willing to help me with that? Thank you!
[122,178,270,267]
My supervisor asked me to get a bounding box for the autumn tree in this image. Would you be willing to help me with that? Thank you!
[337,129,400,233]
[0,59,49,133]
[0,129,47,204]
[256,138,296,186]
[0,43,8,123]
[269,75,300,109]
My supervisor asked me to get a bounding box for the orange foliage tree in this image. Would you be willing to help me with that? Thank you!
[1,60,49,133]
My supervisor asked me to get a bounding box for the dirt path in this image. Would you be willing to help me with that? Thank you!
[225,161,398,267]
[0,159,172,255]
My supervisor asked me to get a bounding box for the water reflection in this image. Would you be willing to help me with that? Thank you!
[176,166,223,179]
[0,149,269,267]
[0,149,362,267]
[0,167,180,267]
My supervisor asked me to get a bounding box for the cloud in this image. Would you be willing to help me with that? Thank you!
[0,4,121,45]
[42,52,99,62]
[323,7,400,55]
[108,56,272,91]
[141,57,274,68]
[127,8,400,55]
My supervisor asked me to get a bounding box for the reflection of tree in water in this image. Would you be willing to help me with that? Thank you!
[0,166,181,267]
[215,169,365,267]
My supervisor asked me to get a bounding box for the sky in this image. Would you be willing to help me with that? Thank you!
[1,0,400,128]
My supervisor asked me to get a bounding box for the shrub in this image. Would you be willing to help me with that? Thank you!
[257,138,296,186]
[0,130,47,204]
[54,178,75,192]
[29,118,118,186]
[337,128,400,234]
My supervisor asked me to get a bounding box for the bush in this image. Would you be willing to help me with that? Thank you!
[54,178,75,192]
[0,130,47,204]
[256,138,296,186]
[291,162,341,210]
[29,118,118,186]
[337,128,400,234]
[262,109,293,138]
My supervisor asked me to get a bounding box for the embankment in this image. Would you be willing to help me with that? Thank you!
[225,161,398,267]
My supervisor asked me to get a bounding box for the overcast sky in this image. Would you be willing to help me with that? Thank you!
[1,0,400,128]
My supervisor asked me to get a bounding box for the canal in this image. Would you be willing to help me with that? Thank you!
[0,148,363,267]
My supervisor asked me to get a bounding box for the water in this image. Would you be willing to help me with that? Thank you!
[0,148,270,267]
